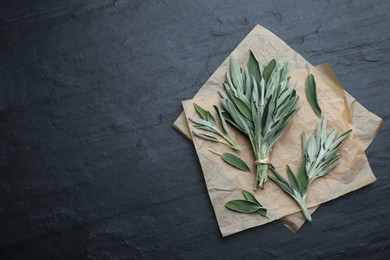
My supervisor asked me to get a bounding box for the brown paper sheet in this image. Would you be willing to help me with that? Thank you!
[173,24,383,232]
[182,64,376,237]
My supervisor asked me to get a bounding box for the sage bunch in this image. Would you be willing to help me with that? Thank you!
[269,117,351,221]
[220,51,299,189]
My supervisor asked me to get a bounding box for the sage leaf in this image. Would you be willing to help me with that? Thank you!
[242,190,268,217]
[242,190,260,204]
[192,131,218,142]
[194,103,208,120]
[225,200,261,213]
[305,74,322,118]
[230,58,243,91]
[213,105,229,133]
[230,94,252,121]
[206,111,216,125]
[264,59,276,83]
[287,165,300,192]
[297,157,308,193]
[221,153,250,172]
[248,50,261,84]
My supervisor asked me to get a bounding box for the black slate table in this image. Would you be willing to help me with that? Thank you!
[1,1,389,259]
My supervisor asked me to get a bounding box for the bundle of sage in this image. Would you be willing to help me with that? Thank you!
[220,52,299,189]
[269,116,351,221]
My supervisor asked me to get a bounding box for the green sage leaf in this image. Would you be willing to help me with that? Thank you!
[193,103,208,120]
[305,74,322,118]
[221,153,250,172]
[264,59,276,83]
[213,105,229,133]
[297,157,308,193]
[192,131,218,142]
[230,94,252,121]
[287,165,300,193]
[206,111,216,125]
[268,175,294,196]
[189,117,213,128]
[242,190,260,205]
[247,50,261,84]
[329,129,352,151]
[230,58,243,91]
[225,200,261,213]
[242,190,268,217]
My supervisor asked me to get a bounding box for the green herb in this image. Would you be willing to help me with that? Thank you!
[305,74,321,118]
[208,149,250,172]
[220,52,300,189]
[225,190,268,217]
[225,200,262,213]
[190,103,240,151]
[242,190,268,217]
[269,116,351,221]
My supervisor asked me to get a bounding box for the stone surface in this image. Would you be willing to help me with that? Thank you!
[0,0,389,259]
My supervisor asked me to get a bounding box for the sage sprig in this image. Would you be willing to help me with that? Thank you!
[190,103,240,151]
[208,149,250,172]
[225,190,267,217]
[269,116,351,221]
[305,74,321,118]
[220,51,299,189]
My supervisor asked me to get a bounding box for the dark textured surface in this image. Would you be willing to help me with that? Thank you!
[1,0,389,259]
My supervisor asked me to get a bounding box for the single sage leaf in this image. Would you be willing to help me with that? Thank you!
[230,94,252,121]
[247,50,261,84]
[206,111,216,125]
[221,153,250,172]
[305,74,322,118]
[297,157,308,193]
[193,103,208,120]
[286,165,300,192]
[256,208,268,217]
[192,131,219,142]
[264,59,276,83]
[242,190,260,205]
[213,105,229,133]
[230,58,243,90]
[225,200,261,213]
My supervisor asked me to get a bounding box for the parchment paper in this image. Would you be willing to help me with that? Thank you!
[182,64,376,237]
[173,24,383,232]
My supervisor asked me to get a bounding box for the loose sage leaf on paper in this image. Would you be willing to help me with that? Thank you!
[221,152,250,172]
[305,74,322,118]
[225,200,261,213]
[242,190,268,217]
[208,149,250,172]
